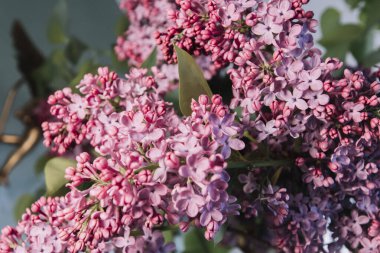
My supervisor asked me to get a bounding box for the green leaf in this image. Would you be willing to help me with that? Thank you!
[115,15,130,36]
[345,0,362,9]
[35,155,52,175]
[47,0,68,44]
[320,8,341,38]
[164,88,181,114]
[363,48,380,67]
[70,60,99,87]
[44,157,76,196]
[163,230,174,243]
[14,194,35,220]
[174,46,213,116]
[141,47,157,69]
[361,1,380,28]
[65,37,87,65]
[213,225,226,246]
[320,8,364,60]
[184,228,229,253]
[271,167,283,185]
[112,48,130,72]
[11,21,47,98]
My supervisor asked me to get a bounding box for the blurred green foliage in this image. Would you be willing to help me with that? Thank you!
[320,0,380,68]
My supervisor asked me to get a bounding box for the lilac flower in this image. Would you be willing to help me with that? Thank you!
[343,102,365,122]
[240,87,262,113]
[298,68,323,91]
[359,238,380,253]
[113,227,136,250]
[349,210,369,236]
[303,90,329,109]
[30,223,53,242]
[98,112,120,136]
[252,16,283,44]
[174,185,205,217]
[218,135,245,158]
[209,113,238,138]
[255,120,277,141]
[68,93,87,119]
[276,59,304,81]
[268,0,295,23]
[279,89,308,110]
[235,0,257,10]
[179,154,209,182]
[30,244,53,253]
[239,172,258,194]
[221,4,240,27]
[200,203,224,226]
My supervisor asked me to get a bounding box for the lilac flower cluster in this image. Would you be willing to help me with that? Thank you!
[155,0,380,252]
[2,0,380,252]
[1,68,245,252]
[115,0,217,93]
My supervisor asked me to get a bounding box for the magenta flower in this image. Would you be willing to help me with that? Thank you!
[200,203,224,226]
[113,227,136,250]
[209,113,238,137]
[279,89,308,110]
[303,90,329,109]
[221,4,240,27]
[252,16,283,44]
[240,87,262,113]
[349,210,369,236]
[255,120,277,141]
[343,102,365,122]
[359,238,380,253]
[68,93,87,119]
[179,154,209,182]
[298,68,323,91]
[174,186,205,217]
[268,0,295,23]
[30,223,53,242]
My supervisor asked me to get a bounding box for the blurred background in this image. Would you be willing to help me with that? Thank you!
[0,0,378,229]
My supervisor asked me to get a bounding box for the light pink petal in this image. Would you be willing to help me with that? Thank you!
[299,71,310,81]
[187,202,199,217]
[229,138,245,150]
[271,23,283,34]
[253,23,267,35]
[279,0,290,10]
[310,80,323,91]
[113,237,126,248]
[296,99,308,110]
[318,94,329,105]
[310,68,322,79]
[298,82,310,91]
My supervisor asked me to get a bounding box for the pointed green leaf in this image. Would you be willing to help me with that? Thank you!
[47,0,68,44]
[65,37,88,65]
[320,8,341,38]
[271,167,283,185]
[141,47,157,69]
[115,15,130,36]
[184,228,229,253]
[35,155,52,175]
[70,60,99,87]
[13,194,35,220]
[164,88,181,114]
[363,48,380,67]
[174,46,213,116]
[45,157,76,196]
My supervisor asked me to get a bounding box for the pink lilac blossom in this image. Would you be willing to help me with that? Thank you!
[115,0,217,93]
[2,68,245,252]
[3,0,380,252]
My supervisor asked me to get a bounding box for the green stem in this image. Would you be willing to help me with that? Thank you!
[228,159,292,169]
